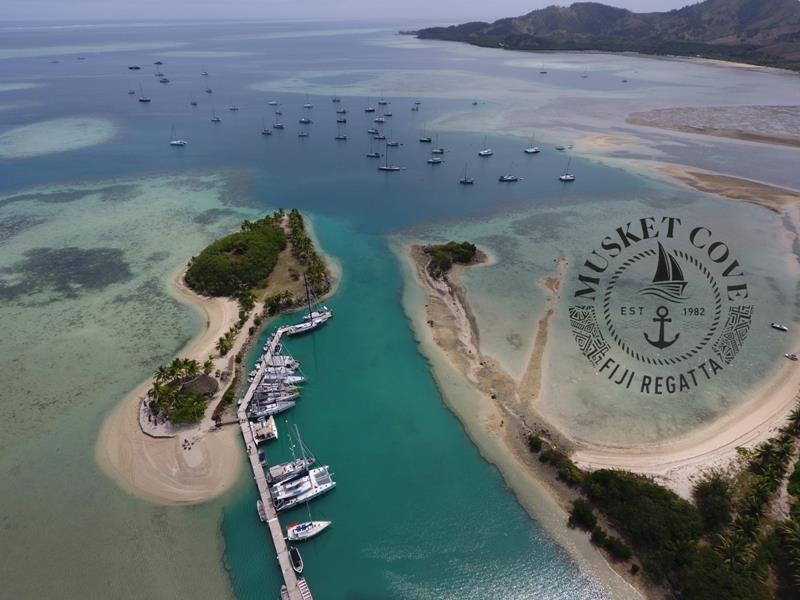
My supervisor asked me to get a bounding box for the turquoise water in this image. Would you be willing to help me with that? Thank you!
[1,19,797,600]
[225,216,606,599]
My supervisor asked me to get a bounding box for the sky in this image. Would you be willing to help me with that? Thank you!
[2,1,695,24]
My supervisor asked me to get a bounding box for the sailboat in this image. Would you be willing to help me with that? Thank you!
[335,107,347,115]
[335,122,347,141]
[273,110,284,129]
[364,99,376,113]
[478,136,493,157]
[127,88,136,95]
[558,158,576,182]
[190,96,198,107]
[419,125,432,144]
[303,94,313,109]
[331,95,341,103]
[365,138,381,158]
[228,99,239,111]
[431,135,444,154]
[137,83,151,103]
[210,105,221,123]
[524,135,541,154]
[286,520,331,542]
[267,426,316,484]
[378,143,401,172]
[377,91,388,106]
[268,100,278,106]
[498,174,519,182]
[459,163,474,185]
[169,125,187,147]
[427,156,443,165]
[286,274,331,335]
[261,117,272,136]
[637,242,689,303]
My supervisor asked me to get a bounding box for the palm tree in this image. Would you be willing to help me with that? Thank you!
[203,356,214,375]
[154,364,170,383]
[786,404,800,436]
[715,533,755,570]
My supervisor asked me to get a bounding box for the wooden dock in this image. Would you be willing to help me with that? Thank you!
[237,326,312,600]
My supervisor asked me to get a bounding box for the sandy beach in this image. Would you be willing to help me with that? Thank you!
[401,243,646,599]
[95,267,246,505]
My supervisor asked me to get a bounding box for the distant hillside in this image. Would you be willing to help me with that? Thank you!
[416,0,800,70]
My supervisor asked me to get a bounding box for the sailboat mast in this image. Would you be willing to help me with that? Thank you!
[303,272,313,316]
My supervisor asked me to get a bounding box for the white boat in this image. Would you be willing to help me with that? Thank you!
[268,457,316,484]
[364,106,376,113]
[303,307,332,322]
[427,157,443,165]
[274,466,336,512]
[367,128,379,135]
[524,136,540,154]
[419,127,432,143]
[211,107,221,123]
[772,322,789,332]
[272,473,314,501]
[268,100,278,106]
[249,400,296,418]
[378,144,401,172]
[478,137,493,157]
[127,88,136,95]
[336,108,347,114]
[559,158,576,182]
[287,520,331,541]
[499,174,519,182]
[787,353,798,361]
[250,416,278,445]
[228,102,239,111]
[373,116,386,123]
[256,499,267,523]
[261,117,272,136]
[169,126,187,147]
[299,117,311,124]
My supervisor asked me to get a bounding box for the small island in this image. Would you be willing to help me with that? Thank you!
[423,241,480,278]
[143,208,332,430]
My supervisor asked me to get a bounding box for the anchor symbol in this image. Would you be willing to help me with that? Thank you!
[644,305,680,350]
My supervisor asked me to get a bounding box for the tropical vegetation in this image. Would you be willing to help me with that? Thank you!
[185,215,286,297]
[425,241,478,278]
[147,357,218,424]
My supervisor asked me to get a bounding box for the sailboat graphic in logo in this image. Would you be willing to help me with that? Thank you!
[637,242,689,303]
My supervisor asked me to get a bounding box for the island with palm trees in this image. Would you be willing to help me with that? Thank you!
[97,208,334,504]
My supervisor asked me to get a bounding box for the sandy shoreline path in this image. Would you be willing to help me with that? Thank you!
[95,268,246,504]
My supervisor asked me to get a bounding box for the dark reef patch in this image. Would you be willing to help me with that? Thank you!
[0,246,132,301]
[192,207,239,225]
[0,214,47,243]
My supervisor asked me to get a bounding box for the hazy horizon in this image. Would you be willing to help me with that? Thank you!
[1,1,693,26]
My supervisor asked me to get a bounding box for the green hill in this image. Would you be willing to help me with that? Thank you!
[416,0,800,70]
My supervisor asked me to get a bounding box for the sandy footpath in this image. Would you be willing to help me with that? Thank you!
[95,268,245,505]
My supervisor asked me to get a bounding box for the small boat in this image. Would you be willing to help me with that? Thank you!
[378,165,401,172]
[154,60,163,65]
[229,104,240,111]
[268,100,278,106]
[275,110,282,115]
[303,94,313,109]
[411,105,419,112]
[386,140,400,148]
[772,323,788,332]
[787,353,798,361]
[383,112,392,117]
[205,88,213,94]
[137,83,151,103]
[427,157,443,165]
[378,98,388,106]
[559,158,576,182]
[250,415,278,444]
[524,136,541,154]
[367,128,379,135]
[366,151,381,158]
[478,136,493,156]
[274,466,336,511]
[298,117,311,124]
[373,116,386,123]
[336,118,347,124]
[169,126,187,147]
[335,108,347,114]
[201,70,209,76]
[332,96,341,103]
[555,145,566,151]
[159,77,170,84]
[335,134,347,141]
[419,132,432,143]
[459,163,474,185]
[414,101,421,106]
[289,547,303,574]
[622,79,629,83]
[432,148,444,155]
[298,131,309,137]
[190,98,198,106]
[499,174,519,182]
[472,101,478,106]
[364,106,376,113]
[211,107,221,123]
[261,126,273,136]
[373,134,386,141]
[128,65,141,70]
[256,499,267,523]
[127,89,136,95]
[287,520,332,542]
[273,123,285,129]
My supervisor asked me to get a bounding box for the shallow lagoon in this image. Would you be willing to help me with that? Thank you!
[0,19,797,600]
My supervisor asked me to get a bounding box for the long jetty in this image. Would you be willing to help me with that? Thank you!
[237,326,313,600]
